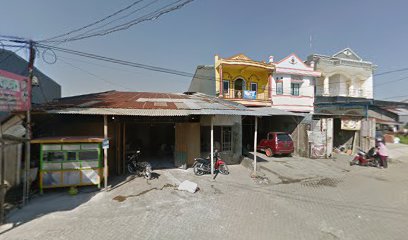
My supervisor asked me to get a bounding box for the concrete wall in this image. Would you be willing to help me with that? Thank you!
[271,74,314,112]
[200,115,242,164]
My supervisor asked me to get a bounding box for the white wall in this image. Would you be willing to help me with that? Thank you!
[271,73,315,112]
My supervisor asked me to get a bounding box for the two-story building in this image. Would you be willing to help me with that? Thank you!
[306,48,377,156]
[192,54,276,107]
[188,54,308,155]
[271,53,321,113]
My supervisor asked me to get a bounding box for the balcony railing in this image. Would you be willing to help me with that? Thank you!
[315,88,368,98]
[222,89,270,101]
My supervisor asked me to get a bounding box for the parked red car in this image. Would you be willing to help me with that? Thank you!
[257,132,294,157]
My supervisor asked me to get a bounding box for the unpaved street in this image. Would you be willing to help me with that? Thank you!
[1,144,407,240]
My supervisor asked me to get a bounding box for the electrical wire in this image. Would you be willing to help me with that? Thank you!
[57,57,136,91]
[62,0,160,42]
[41,0,193,44]
[374,75,408,87]
[40,0,146,42]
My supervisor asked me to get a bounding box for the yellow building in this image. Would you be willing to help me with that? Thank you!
[214,54,275,107]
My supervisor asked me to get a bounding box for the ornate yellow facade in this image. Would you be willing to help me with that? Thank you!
[215,54,275,106]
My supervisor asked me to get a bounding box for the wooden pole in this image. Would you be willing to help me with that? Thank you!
[254,117,258,174]
[103,115,108,189]
[210,116,214,175]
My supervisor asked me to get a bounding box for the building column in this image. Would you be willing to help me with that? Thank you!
[323,76,329,96]
[349,79,355,97]
[219,64,223,97]
[103,115,108,190]
[268,73,273,102]
[253,117,258,175]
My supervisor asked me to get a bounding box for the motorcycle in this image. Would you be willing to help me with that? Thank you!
[127,150,152,180]
[350,147,380,167]
[193,150,229,178]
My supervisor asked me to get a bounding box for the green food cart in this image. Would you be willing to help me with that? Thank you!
[32,137,104,193]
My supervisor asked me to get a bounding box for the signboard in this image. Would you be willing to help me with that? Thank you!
[341,119,361,130]
[0,69,30,112]
[243,90,256,100]
[314,105,365,117]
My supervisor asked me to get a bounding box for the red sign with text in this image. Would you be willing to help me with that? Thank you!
[0,69,30,112]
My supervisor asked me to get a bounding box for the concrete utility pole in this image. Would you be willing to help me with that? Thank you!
[23,40,35,206]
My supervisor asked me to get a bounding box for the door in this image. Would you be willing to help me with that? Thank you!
[234,78,245,98]
[175,122,200,168]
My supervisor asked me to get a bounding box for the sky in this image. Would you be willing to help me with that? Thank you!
[0,0,408,100]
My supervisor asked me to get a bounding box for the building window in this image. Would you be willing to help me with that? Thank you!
[250,82,257,92]
[223,80,229,94]
[291,83,300,96]
[200,126,232,152]
[276,82,283,95]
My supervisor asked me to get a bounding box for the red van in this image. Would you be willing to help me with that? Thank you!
[257,132,294,157]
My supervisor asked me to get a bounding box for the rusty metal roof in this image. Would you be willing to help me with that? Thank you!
[36,91,267,116]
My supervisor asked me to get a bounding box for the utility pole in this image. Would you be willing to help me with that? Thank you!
[23,40,35,206]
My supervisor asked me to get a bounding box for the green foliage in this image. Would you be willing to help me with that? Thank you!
[397,134,408,144]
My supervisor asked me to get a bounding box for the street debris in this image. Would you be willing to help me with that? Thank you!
[177,180,199,193]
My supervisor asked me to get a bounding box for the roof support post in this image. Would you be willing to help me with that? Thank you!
[210,115,214,176]
[103,115,108,190]
[219,64,223,97]
[253,116,258,174]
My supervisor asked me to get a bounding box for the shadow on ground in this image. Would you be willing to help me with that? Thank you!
[1,185,98,235]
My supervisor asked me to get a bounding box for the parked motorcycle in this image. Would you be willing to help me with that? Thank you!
[193,150,229,177]
[350,147,379,167]
[127,150,152,179]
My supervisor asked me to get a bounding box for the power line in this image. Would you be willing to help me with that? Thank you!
[374,68,408,77]
[382,94,408,100]
[40,0,146,42]
[36,43,201,78]
[374,75,408,87]
[36,43,378,93]
[62,0,160,43]
[57,57,135,91]
[41,0,193,44]
[0,45,27,64]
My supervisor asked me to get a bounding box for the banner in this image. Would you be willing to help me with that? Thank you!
[0,69,30,112]
[243,90,256,99]
[341,119,361,130]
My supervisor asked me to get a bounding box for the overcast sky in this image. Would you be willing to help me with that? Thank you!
[1,0,407,100]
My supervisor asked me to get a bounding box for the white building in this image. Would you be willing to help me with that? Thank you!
[271,54,321,113]
[307,48,375,99]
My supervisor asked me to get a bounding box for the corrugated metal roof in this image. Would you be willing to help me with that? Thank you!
[46,108,267,116]
[37,91,270,117]
[250,107,304,116]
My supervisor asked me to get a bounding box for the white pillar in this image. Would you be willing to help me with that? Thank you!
[210,116,214,175]
[253,117,258,174]
[323,76,329,96]
[103,115,108,189]
[349,79,355,97]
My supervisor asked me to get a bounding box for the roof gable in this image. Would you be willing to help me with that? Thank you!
[276,53,311,70]
[332,48,362,61]
[225,54,253,61]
